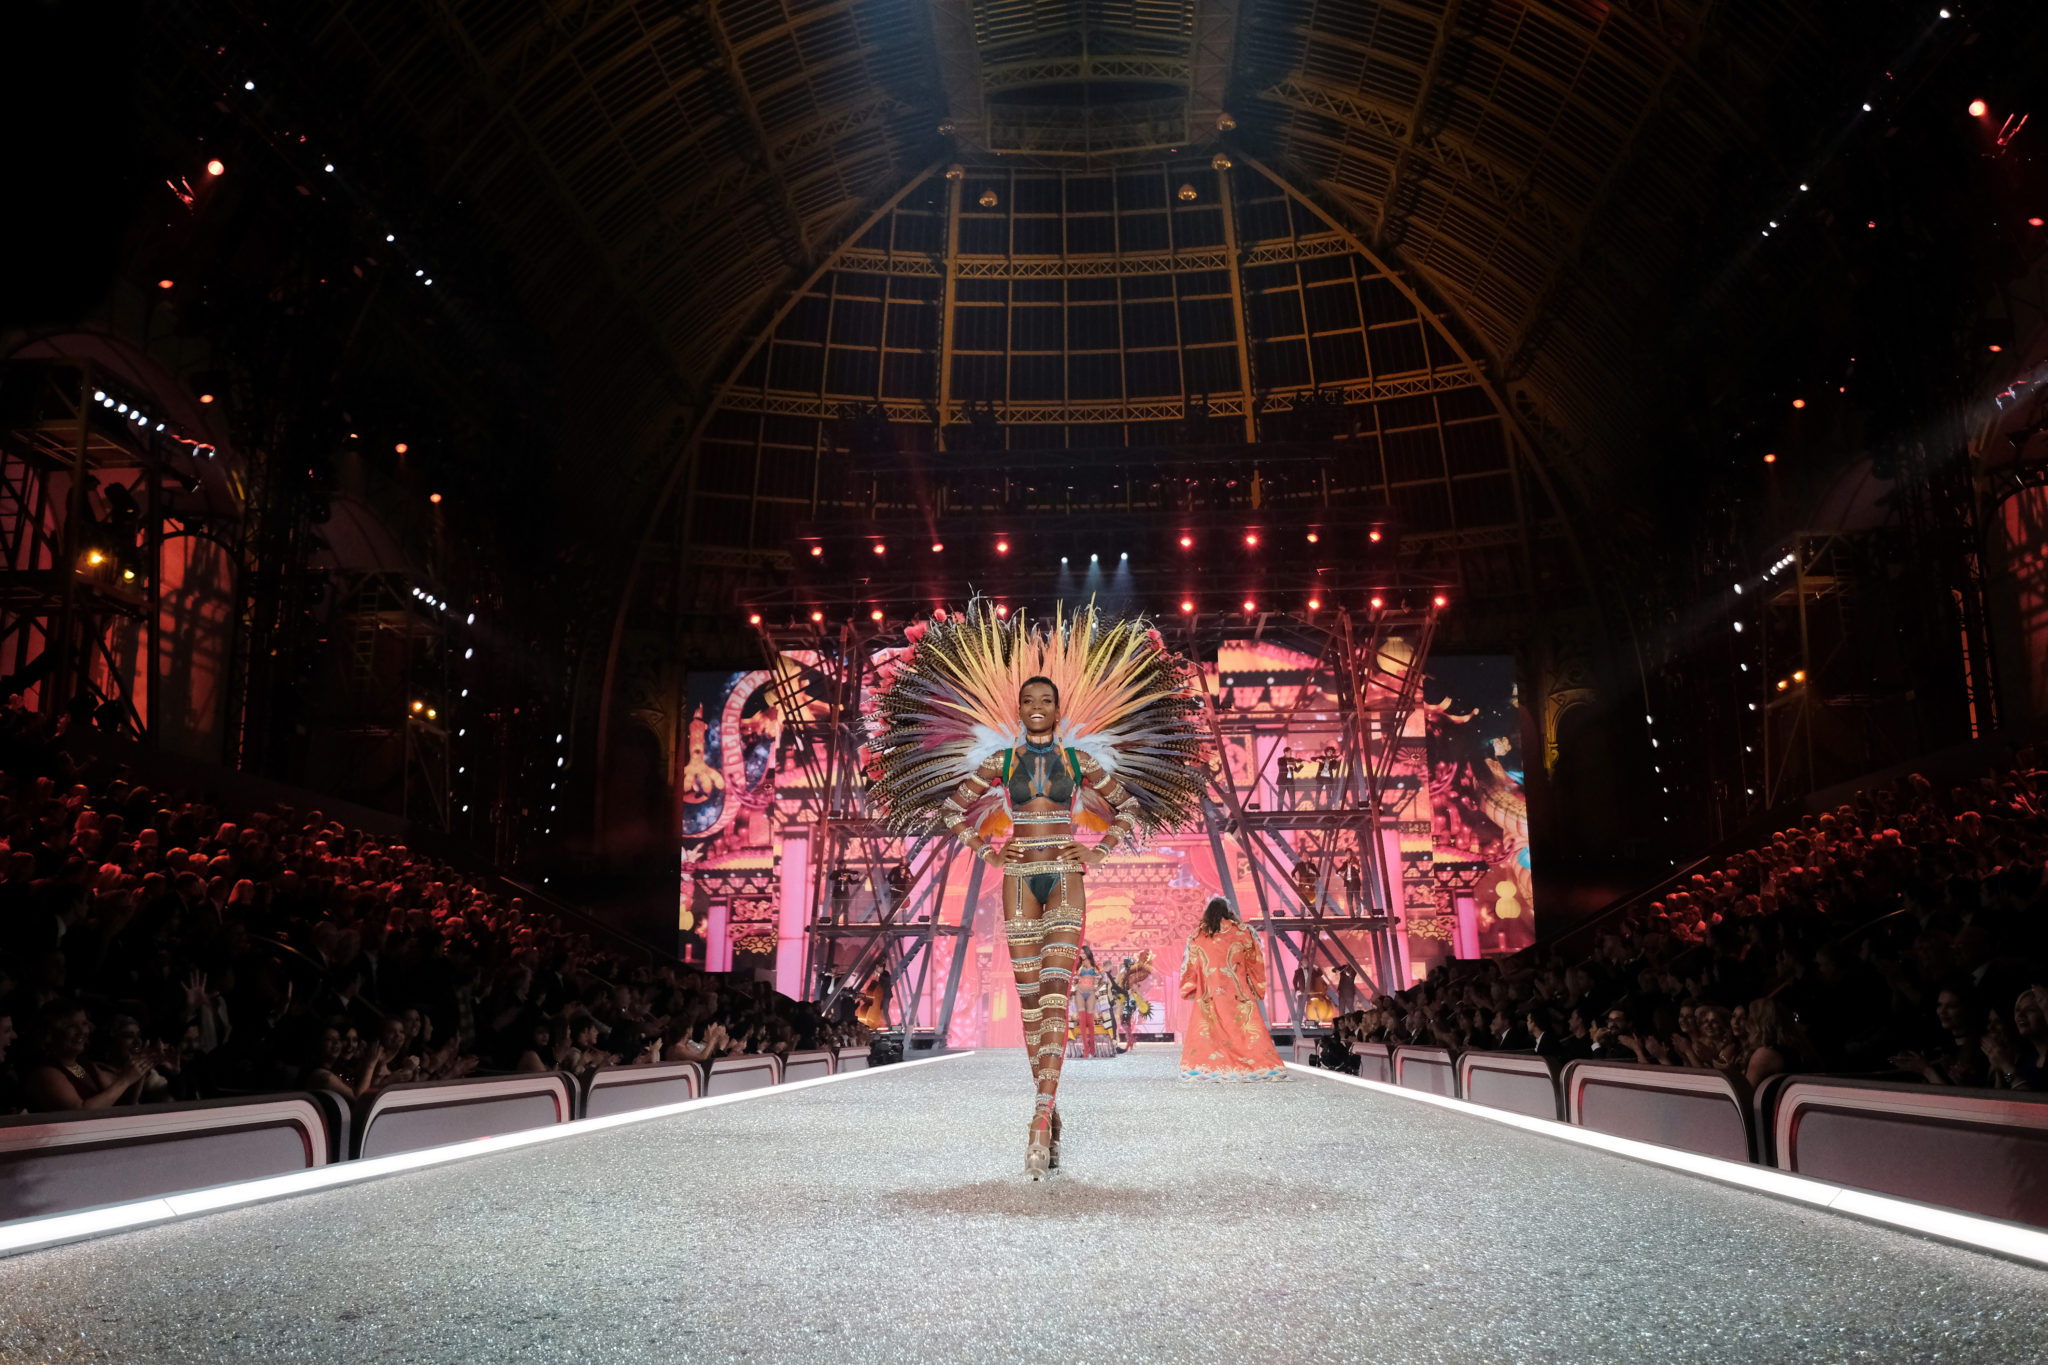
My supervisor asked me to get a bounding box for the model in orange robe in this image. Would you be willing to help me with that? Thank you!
[1178,913,1287,1081]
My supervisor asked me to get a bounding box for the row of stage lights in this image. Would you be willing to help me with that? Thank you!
[90,390,215,458]
[747,591,1447,628]
[806,526,1386,560]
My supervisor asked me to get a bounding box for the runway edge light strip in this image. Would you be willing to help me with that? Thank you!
[0,1050,976,1258]
[1286,1062,2048,1269]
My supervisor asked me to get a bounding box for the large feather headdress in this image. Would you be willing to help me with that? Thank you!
[863,597,1207,838]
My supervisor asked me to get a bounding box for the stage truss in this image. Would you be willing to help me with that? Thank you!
[751,593,1443,1043]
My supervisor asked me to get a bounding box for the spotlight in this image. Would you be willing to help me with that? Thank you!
[872,542,885,555]
[1764,453,1777,464]
[1777,679,1789,691]
[121,568,136,582]
[426,708,438,720]
[810,544,823,556]
[244,80,255,90]
[324,163,335,173]
[206,159,224,176]
[1090,553,1098,563]
[1990,344,2004,353]
[870,609,884,622]
[1179,534,1193,549]
[931,542,943,552]
[2032,218,2045,227]
[85,549,105,566]
[1368,529,1382,543]
[411,700,424,712]
[429,492,442,504]
[1180,599,1194,614]
[1306,531,1319,544]
[1307,597,1321,611]
[996,539,1009,554]
[810,610,824,622]
[1432,593,1448,609]
[1242,599,1256,613]
[1244,532,1260,548]
[1969,99,1989,118]
[748,612,762,626]
[199,394,214,403]
[1792,669,1807,683]
[995,604,1009,617]
[157,279,174,290]
[395,442,409,453]
[1792,399,1806,409]
[1119,551,1128,560]
[1062,557,1069,564]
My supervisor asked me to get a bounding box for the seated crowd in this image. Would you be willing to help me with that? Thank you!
[1329,760,2048,1093]
[0,746,865,1118]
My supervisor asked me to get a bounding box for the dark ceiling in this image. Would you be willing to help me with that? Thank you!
[285,0,1864,529]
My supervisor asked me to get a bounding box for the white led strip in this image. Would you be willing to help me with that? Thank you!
[1287,1062,2048,1267]
[0,1050,973,1257]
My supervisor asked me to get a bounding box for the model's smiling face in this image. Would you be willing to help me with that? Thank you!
[1018,682,1059,734]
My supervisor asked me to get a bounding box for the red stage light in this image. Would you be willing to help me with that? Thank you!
[395,442,409,454]
[206,159,224,176]
[1764,453,1778,464]
[1242,599,1256,613]
[748,613,762,626]
[996,539,1010,554]
[1306,531,1319,544]
[1178,534,1193,549]
[1367,529,1383,543]
[1370,596,1384,610]
[1244,532,1260,548]
[872,542,885,555]
[1308,597,1321,611]
[157,279,174,289]
[429,492,442,504]
[1970,99,1989,118]
[994,603,1009,617]
[870,609,883,621]
[931,542,944,552]
[1180,599,1194,614]
[1433,593,1448,609]
[2032,218,2046,227]
[810,544,823,557]
[810,610,824,623]
[198,393,214,404]
[1990,344,2004,353]
[1792,399,1806,409]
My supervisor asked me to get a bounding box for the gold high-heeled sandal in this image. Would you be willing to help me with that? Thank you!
[1026,1108,1053,1180]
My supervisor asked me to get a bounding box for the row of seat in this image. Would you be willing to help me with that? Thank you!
[1325,1041,2048,1231]
[0,1047,867,1227]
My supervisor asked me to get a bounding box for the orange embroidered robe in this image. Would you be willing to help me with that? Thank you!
[1178,921,1286,1081]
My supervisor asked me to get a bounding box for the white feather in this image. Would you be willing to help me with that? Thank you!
[964,723,1018,772]
[1064,729,1120,776]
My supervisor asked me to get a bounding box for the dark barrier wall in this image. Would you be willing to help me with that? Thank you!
[1565,1063,1752,1163]
[780,1050,834,1083]
[583,1062,703,1120]
[705,1055,782,1096]
[1394,1046,1458,1097]
[1771,1078,2048,1229]
[355,1075,574,1160]
[1349,1042,1393,1084]
[0,1096,329,1222]
[1459,1052,1563,1121]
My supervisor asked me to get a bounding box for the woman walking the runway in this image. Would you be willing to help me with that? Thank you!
[864,599,1206,1178]
[1180,897,1287,1081]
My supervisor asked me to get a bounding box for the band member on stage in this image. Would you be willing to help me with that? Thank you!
[1180,897,1287,1080]
[864,599,1206,1178]
[854,969,891,1031]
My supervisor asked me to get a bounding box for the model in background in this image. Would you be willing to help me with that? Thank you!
[865,599,1206,1178]
[1180,897,1286,1081]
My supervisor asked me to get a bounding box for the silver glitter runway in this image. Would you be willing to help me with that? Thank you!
[1,1046,2043,1363]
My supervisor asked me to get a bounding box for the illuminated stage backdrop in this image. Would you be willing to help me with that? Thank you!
[678,647,1531,1027]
